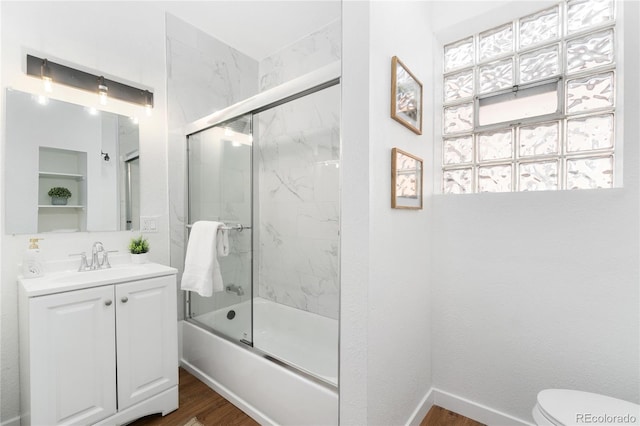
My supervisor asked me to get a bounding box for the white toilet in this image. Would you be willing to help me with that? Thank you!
[533,389,640,425]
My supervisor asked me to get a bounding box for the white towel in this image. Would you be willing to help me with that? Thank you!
[181,221,226,297]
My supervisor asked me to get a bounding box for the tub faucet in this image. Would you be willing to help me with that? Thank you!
[226,284,245,296]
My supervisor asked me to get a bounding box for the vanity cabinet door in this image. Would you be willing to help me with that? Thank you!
[29,285,117,425]
[115,275,178,410]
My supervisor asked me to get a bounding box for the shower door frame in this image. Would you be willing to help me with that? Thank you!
[185,61,340,135]
[185,112,254,346]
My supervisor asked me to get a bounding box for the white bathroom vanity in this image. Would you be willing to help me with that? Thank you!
[18,261,178,425]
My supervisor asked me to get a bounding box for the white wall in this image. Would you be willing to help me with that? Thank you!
[340,1,433,424]
[339,2,371,422]
[430,0,640,423]
[0,2,170,423]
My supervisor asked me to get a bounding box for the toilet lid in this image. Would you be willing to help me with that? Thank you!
[537,389,640,426]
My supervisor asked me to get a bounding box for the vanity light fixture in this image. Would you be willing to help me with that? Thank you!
[26,54,154,112]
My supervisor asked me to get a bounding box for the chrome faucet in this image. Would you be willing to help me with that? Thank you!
[70,242,113,271]
[225,284,245,296]
[91,241,106,270]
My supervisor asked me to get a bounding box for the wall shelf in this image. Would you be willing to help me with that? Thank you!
[38,205,85,209]
[39,171,84,180]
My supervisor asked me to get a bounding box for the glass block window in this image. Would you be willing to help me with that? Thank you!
[442,0,617,194]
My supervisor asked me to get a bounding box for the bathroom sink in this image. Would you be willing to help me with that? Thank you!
[19,262,178,297]
[47,265,147,284]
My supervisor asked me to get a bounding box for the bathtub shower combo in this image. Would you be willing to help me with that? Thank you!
[180,63,341,425]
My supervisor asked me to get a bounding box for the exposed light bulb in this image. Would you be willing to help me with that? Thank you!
[98,86,108,105]
[42,76,53,93]
[98,77,108,106]
[41,59,53,93]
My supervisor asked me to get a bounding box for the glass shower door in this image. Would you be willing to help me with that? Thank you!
[252,84,340,384]
[186,114,253,345]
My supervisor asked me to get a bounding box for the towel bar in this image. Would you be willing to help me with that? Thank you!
[186,223,251,232]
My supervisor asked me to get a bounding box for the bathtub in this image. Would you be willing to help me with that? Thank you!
[180,297,339,425]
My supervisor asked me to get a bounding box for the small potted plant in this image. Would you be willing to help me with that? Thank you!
[129,235,149,264]
[48,187,72,205]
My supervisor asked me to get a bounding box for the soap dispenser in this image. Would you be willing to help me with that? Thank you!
[22,238,45,278]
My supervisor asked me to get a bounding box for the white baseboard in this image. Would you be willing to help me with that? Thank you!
[431,388,535,426]
[1,416,21,426]
[405,388,435,426]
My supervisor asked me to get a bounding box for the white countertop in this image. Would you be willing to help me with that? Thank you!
[19,260,177,297]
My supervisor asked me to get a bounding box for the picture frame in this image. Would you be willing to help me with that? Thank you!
[391,56,423,135]
[391,148,423,210]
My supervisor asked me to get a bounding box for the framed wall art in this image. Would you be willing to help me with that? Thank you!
[391,148,423,210]
[391,56,423,135]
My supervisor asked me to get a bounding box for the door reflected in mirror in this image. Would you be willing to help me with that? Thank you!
[4,89,140,234]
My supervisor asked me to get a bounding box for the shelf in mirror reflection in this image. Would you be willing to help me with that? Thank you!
[38,205,85,209]
[38,171,84,180]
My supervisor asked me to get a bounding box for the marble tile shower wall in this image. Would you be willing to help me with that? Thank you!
[257,19,341,319]
[259,19,341,91]
[166,14,258,318]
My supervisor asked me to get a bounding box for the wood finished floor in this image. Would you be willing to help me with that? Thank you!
[130,368,258,426]
[421,406,485,426]
[131,368,484,426]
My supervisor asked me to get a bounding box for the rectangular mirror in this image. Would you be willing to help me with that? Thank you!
[391,147,423,210]
[4,89,140,233]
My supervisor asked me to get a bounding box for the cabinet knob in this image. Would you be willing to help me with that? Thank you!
[121,296,129,303]
[104,299,112,306]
